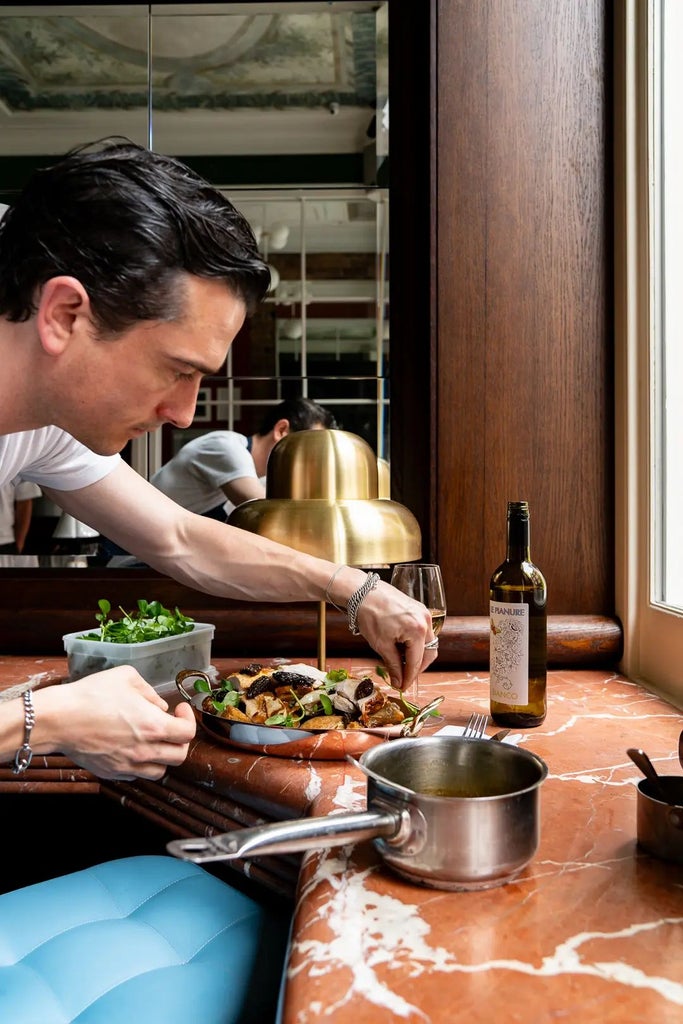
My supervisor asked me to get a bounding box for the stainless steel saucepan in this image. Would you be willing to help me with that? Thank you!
[167,735,548,891]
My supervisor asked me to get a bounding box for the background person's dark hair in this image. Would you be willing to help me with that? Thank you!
[0,138,270,334]
[256,398,336,435]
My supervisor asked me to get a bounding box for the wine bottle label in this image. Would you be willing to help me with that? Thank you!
[489,600,529,706]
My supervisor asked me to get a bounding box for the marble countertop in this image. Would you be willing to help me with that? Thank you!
[272,665,683,1024]
[2,655,683,1022]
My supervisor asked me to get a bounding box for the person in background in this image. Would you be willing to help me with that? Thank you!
[151,396,336,521]
[0,479,42,554]
[0,137,437,783]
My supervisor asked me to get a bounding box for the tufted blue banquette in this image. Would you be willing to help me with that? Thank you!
[0,854,289,1023]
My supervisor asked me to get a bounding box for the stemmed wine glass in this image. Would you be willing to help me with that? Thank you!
[390,562,447,699]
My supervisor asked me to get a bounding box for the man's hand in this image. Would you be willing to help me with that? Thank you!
[33,668,196,780]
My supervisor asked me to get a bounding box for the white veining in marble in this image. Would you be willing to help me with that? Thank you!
[291,855,459,1021]
[287,767,683,1020]
[291,853,683,1017]
[288,778,461,1021]
[416,918,683,1004]
[0,671,52,702]
[305,764,323,803]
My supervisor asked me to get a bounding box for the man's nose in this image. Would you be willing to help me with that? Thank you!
[157,381,202,429]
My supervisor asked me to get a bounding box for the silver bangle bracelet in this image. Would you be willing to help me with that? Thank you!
[324,564,347,614]
[346,572,380,635]
[11,688,35,775]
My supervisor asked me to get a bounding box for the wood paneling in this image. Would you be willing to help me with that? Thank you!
[435,0,612,615]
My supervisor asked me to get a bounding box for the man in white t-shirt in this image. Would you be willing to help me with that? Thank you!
[0,139,435,784]
[151,397,335,520]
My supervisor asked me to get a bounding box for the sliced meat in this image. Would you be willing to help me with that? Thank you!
[300,715,347,731]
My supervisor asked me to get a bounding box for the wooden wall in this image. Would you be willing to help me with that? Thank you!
[391,0,614,619]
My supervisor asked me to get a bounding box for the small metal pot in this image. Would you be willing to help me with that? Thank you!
[167,736,548,891]
[636,777,683,864]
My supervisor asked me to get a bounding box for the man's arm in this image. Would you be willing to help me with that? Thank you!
[45,461,435,691]
[221,474,265,507]
[0,671,197,780]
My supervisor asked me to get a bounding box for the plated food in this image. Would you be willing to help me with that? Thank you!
[175,663,443,760]
[195,663,411,731]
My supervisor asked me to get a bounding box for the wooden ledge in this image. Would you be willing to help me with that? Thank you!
[1,565,622,667]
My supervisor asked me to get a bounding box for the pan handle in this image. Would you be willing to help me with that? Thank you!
[176,668,212,704]
[166,808,405,864]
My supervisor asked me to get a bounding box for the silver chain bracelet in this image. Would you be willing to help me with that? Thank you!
[346,572,380,635]
[11,688,35,775]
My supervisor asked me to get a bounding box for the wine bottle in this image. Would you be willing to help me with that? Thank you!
[489,500,547,728]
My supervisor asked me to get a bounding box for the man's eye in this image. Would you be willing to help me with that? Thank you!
[175,370,196,382]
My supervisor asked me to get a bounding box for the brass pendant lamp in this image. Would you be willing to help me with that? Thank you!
[228,429,421,670]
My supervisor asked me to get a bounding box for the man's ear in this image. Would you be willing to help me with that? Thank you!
[36,276,92,355]
[272,417,290,441]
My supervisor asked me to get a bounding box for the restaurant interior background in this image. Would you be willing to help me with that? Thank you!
[0,1,618,670]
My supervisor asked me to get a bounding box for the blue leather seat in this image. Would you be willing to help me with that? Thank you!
[0,854,289,1024]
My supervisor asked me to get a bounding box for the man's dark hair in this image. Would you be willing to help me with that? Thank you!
[0,138,270,333]
[256,398,336,436]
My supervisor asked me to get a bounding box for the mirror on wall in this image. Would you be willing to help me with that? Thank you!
[0,1,389,563]
[163,187,389,469]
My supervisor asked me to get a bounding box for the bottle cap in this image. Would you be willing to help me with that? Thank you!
[507,500,529,518]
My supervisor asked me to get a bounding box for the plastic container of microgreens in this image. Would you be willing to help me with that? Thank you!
[62,622,215,695]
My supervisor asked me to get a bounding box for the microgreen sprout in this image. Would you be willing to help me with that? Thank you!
[266,688,308,727]
[79,598,195,644]
[375,663,441,723]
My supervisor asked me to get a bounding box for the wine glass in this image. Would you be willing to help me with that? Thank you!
[390,562,447,699]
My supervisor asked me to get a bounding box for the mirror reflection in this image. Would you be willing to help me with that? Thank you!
[0,2,389,563]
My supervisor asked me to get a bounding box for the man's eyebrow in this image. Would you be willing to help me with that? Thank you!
[176,358,221,376]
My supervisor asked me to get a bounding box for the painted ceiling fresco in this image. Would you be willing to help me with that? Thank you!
[0,9,379,115]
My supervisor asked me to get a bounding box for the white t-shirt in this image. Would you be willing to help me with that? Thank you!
[0,427,120,496]
[151,431,259,515]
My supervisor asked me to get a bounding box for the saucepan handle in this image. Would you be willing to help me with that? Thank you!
[167,808,406,864]
[668,806,683,831]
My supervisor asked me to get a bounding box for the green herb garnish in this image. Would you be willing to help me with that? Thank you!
[375,663,441,723]
[208,691,241,715]
[325,668,349,683]
[78,598,195,644]
[266,689,307,727]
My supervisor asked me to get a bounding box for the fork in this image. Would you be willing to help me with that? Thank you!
[462,712,488,739]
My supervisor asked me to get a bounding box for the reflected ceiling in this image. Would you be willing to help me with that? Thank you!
[0,4,385,157]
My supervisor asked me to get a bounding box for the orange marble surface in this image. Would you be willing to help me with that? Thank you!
[3,655,683,1022]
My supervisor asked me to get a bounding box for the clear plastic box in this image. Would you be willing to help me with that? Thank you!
[62,622,215,693]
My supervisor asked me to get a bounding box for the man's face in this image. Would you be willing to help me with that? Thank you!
[54,275,246,456]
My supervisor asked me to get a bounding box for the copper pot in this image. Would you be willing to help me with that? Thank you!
[636,777,683,863]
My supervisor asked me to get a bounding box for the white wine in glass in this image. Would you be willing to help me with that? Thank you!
[390,562,447,698]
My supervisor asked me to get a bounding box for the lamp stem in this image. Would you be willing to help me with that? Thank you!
[317,600,326,672]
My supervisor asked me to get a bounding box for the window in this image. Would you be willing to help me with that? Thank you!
[615,0,683,706]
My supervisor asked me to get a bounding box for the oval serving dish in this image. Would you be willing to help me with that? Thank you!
[176,664,438,760]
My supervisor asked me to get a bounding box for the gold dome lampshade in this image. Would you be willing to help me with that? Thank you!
[228,429,421,668]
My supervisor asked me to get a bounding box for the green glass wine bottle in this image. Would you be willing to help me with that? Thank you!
[489,500,547,728]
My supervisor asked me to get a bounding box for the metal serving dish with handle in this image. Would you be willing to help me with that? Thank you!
[176,667,443,761]
[167,735,548,891]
